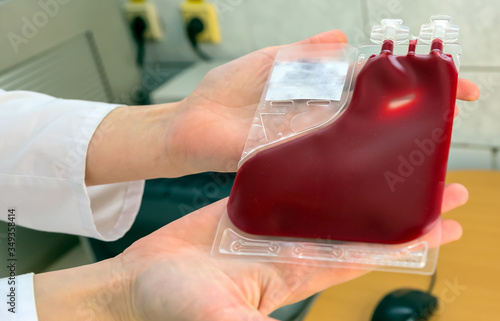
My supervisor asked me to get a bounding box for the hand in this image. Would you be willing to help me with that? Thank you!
[85,32,348,184]
[164,30,480,175]
[164,30,347,175]
[33,183,468,321]
[112,183,467,321]
[85,30,480,184]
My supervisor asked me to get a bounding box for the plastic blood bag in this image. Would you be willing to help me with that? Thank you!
[227,17,460,244]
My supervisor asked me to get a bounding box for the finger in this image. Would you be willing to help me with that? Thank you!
[454,104,459,117]
[440,219,463,245]
[457,78,480,101]
[295,29,348,45]
[260,30,348,58]
[441,183,469,213]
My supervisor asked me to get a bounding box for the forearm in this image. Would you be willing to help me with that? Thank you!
[34,259,132,321]
[85,101,186,186]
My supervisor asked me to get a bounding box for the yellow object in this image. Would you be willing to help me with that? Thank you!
[124,1,163,41]
[180,0,221,44]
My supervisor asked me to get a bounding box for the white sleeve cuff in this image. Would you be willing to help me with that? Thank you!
[86,180,145,241]
[0,273,38,321]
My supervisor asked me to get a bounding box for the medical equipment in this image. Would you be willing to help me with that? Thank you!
[213,16,462,274]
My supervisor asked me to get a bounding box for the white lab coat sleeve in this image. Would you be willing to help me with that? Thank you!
[0,273,38,321]
[0,89,145,240]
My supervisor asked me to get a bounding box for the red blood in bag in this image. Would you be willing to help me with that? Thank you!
[227,47,458,244]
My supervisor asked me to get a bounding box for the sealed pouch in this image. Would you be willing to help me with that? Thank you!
[212,16,462,274]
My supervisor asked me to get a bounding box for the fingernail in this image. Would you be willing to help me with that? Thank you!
[473,87,481,99]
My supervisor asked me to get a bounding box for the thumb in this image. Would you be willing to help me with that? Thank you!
[295,29,348,45]
[259,30,348,58]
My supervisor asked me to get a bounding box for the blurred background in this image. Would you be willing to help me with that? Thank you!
[0,0,499,320]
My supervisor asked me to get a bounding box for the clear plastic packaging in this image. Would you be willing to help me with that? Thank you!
[212,16,462,275]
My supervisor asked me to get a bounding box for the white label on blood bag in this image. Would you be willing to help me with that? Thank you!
[265,61,349,101]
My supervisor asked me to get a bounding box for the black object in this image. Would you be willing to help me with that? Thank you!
[371,289,438,321]
[131,16,147,66]
[186,17,211,61]
[130,16,150,105]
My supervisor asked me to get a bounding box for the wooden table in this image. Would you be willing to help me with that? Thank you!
[304,171,500,321]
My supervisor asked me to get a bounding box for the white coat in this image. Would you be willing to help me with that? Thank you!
[0,89,144,321]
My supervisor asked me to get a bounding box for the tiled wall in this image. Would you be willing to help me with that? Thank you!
[128,0,500,170]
